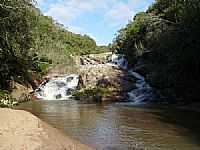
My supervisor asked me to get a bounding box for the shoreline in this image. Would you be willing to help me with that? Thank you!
[0,108,94,150]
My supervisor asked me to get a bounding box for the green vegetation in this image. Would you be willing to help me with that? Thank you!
[111,0,200,103]
[73,87,112,102]
[0,0,108,95]
[95,46,110,54]
[0,0,36,89]
[0,90,18,107]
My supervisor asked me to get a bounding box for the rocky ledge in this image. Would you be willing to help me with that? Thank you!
[36,53,136,102]
[73,55,136,102]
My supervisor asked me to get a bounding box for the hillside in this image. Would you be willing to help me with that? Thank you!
[111,0,200,103]
[0,0,109,101]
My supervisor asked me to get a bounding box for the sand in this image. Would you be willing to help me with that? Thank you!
[0,108,94,150]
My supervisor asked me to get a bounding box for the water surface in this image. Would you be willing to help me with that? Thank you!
[16,100,200,150]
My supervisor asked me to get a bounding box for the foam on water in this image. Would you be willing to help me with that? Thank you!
[110,54,128,69]
[35,53,155,103]
[109,54,155,104]
[35,74,79,100]
[128,71,154,104]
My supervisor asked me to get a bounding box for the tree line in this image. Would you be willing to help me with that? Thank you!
[0,0,108,90]
[111,0,200,103]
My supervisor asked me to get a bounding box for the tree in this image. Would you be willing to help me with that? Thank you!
[112,0,200,102]
[0,0,37,88]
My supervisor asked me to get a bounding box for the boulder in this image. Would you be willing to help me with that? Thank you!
[74,63,136,102]
[10,81,33,102]
[79,65,135,93]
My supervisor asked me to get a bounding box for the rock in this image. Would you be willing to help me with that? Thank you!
[10,81,33,102]
[101,92,125,102]
[79,65,135,93]
[43,53,136,102]
[71,54,136,102]
[73,61,136,102]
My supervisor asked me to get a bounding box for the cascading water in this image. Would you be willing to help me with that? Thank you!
[35,74,79,100]
[109,54,128,69]
[35,53,154,103]
[109,53,155,104]
[128,71,155,104]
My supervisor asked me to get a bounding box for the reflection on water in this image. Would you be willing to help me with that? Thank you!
[16,100,200,150]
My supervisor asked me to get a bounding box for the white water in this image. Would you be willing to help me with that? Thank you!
[110,53,128,69]
[128,71,154,104]
[109,54,155,104]
[35,54,154,103]
[35,74,79,100]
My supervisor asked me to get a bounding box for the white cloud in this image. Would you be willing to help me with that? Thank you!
[68,25,85,34]
[43,0,151,25]
[105,0,152,27]
[37,0,153,44]
[36,0,44,4]
[45,3,78,23]
[105,2,135,27]
[44,0,136,24]
[68,25,97,41]
[36,0,48,6]
[45,0,112,23]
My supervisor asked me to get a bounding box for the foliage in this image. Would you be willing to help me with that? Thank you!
[73,86,111,102]
[111,0,200,102]
[0,0,103,91]
[32,13,98,62]
[0,0,37,89]
[95,46,110,54]
[0,90,18,107]
[36,62,50,75]
[111,12,150,63]
[0,89,8,97]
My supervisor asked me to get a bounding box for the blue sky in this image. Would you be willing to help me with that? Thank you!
[36,0,154,45]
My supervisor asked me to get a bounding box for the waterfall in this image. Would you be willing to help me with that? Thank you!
[35,53,155,103]
[35,74,79,100]
[110,54,128,69]
[109,54,155,104]
[128,71,155,104]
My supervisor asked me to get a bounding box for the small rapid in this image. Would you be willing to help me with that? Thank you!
[35,53,155,103]
[35,74,79,100]
[109,53,155,104]
[18,55,200,150]
[128,71,155,104]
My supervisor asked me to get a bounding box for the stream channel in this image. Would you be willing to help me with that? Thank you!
[16,55,200,150]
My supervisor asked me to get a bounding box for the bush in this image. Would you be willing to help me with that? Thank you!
[73,87,111,102]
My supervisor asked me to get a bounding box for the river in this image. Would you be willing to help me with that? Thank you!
[16,100,200,150]
[17,55,200,150]
[15,54,200,149]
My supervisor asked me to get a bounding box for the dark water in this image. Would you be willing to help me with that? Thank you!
[16,100,200,150]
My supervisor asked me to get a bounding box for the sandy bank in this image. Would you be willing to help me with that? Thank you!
[0,108,94,150]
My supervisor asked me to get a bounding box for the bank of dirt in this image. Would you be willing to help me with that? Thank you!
[0,108,94,150]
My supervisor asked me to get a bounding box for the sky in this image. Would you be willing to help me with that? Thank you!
[36,0,154,45]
